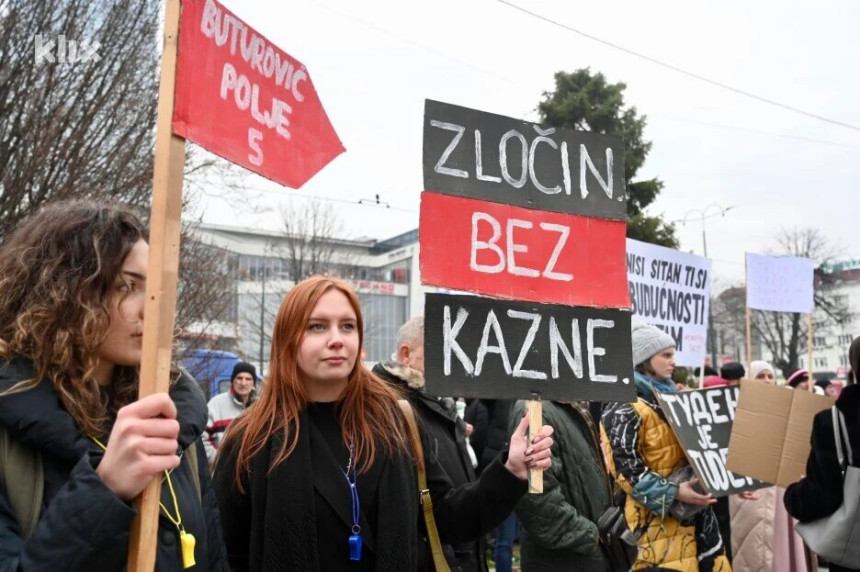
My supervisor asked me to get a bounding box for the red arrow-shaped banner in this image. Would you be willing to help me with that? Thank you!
[173,0,345,189]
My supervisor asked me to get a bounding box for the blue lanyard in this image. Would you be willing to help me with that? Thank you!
[342,443,362,561]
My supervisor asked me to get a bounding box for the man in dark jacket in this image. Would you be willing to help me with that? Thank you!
[372,316,488,572]
[509,400,611,572]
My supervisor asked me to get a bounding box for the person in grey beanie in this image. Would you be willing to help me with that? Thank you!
[600,322,731,571]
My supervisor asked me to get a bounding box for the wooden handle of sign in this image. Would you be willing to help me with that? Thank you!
[807,314,814,392]
[128,0,185,569]
[528,400,543,494]
[745,305,752,375]
[744,258,753,375]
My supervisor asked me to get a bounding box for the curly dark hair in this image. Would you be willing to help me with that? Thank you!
[0,200,149,436]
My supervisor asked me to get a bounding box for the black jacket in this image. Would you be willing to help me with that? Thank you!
[471,399,514,474]
[214,394,527,571]
[784,383,860,522]
[0,358,228,572]
[372,361,487,572]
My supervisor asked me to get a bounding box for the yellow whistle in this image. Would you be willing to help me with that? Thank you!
[179,530,196,569]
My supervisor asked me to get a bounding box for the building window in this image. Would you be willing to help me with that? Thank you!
[813,336,826,348]
[839,334,853,345]
[814,357,828,368]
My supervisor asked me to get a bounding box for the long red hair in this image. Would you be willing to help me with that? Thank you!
[222,276,410,489]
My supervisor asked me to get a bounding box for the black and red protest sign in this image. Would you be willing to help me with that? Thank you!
[421,100,633,403]
[420,100,630,309]
[424,293,633,401]
[654,386,768,496]
[173,0,344,189]
[420,192,628,307]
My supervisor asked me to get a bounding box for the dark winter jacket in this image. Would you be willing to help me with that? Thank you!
[372,361,487,572]
[473,399,514,474]
[0,358,228,572]
[784,383,860,522]
[510,401,611,572]
[213,394,527,571]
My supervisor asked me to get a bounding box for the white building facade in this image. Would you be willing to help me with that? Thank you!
[191,223,434,374]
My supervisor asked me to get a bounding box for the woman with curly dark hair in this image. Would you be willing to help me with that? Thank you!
[0,200,227,571]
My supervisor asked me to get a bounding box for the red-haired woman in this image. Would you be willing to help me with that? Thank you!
[213,276,554,571]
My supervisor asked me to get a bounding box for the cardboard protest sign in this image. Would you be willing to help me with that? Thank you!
[423,293,634,402]
[746,253,814,313]
[423,99,626,220]
[727,380,831,487]
[420,192,628,308]
[173,0,344,189]
[627,239,711,366]
[654,386,767,496]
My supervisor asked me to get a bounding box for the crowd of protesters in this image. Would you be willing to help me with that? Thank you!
[0,200,857,572]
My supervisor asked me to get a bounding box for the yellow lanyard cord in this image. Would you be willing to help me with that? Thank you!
[90,436,196,568]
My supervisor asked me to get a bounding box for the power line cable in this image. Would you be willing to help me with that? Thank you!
[496,0,860,134]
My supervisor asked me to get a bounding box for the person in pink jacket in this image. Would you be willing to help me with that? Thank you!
[729,361,818,572]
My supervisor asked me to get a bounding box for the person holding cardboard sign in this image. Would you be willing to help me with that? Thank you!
[601,322,730,571]
[212,276,554,571]
[729,360,817,572]
[0,201,228,571]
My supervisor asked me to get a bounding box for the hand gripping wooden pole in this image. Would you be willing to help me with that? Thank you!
[528,397,543,494]
[128,0,186,569]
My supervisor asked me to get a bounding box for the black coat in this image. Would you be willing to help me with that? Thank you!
[784,383,860,522]
[471,399,514,475]
[0,359,228,571]
[372,361,488,572]
[214,397,527,571]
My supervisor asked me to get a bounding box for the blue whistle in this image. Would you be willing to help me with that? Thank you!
[348,533,363,561]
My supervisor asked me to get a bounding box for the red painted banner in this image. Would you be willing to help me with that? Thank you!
[420,192,630,309]
[173,0,345,189]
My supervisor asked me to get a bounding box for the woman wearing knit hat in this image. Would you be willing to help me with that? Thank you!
[729,360,817,572]
[601,322,731,571]
[750,360,777,383]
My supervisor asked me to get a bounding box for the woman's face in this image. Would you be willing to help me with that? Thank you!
[648,347,676,380]
[755,369,776,384]
[94,239,148,385]
[296,289,360,393]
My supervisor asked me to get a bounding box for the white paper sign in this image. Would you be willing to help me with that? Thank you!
[626,239,712,366]
[746,253,814,313]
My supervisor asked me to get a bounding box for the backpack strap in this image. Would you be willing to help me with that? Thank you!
[832,406,853,471]
[397,399,450,572]
[184,440,201,500]
[0,426,44,538]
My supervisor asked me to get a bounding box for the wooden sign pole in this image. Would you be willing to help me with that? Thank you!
[807,314,814,392]
[527,396,543,494]
[745,257,753,375]
[745,307,752,376]
[128,0,186,569]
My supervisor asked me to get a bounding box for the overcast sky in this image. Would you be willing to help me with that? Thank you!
[206,0,860,286]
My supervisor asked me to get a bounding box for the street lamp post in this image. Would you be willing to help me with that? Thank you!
[679,204,735,374]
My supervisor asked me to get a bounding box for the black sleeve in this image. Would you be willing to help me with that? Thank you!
[464,399,488,466]
[425,424,527,545]
[0,454,135,571]
[197,439,229,571]
[212,440,252,572]
[784,411,844,522]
